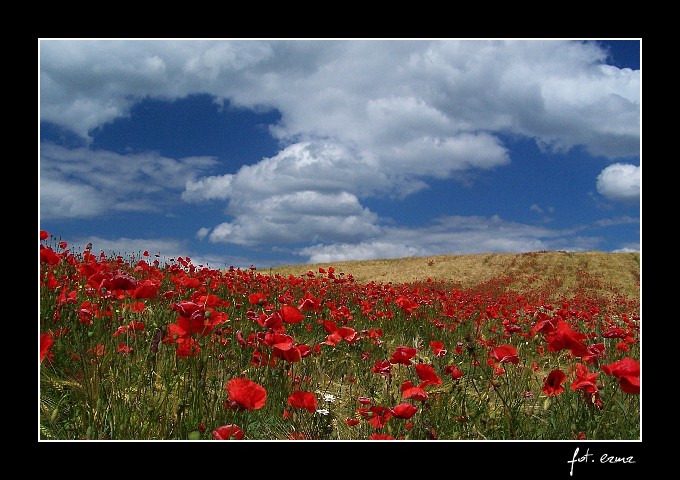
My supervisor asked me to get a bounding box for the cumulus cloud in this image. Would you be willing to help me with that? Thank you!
[41,39,639,156]
[596,163,641,203]
[40,40,640,259]
[296,215,594,264]
[40,143,217,220]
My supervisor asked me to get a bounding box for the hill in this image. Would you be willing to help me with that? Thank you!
[266,251,641,300]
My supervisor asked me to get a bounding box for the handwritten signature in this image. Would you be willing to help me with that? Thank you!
[568,447,636,476]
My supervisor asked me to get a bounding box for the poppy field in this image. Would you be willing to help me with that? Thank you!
[39,231,641,440]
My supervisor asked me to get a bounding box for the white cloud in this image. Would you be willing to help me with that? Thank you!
[40,143,217,219]
[41,39,639,156]
[40,40,640,255]
[596,163,641,203]
[296,214,595,264]
[206,189,381,246]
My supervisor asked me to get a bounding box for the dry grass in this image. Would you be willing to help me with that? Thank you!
[266,251,641,300]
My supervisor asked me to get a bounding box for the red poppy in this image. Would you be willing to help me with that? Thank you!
[299,294,323,311]
[212,424,245,440]
[40,245,62,265]
[390,403,418,419]
[546,321,589,358]
[248,293,267,305]
[281,305,304,324]
[490,344,519,364]
[429,341,447,357]
[415,364,442,387]
[444,365,464,380]
[400,381,429,401]
[542,369,567,396]
[40,333,54,363]
[371,360,392,377]
[287,391,318,413]
[101,271,138,291]
[345,417,360,426]
[40,230,50,240]
[370,433,395,440]
[390,346,418,366]
[571,363,599,395]
[225,377,267,411]
[357,405,392,428]
[116,342,133,355]
[601,357,640,394]
[132,280,160,299]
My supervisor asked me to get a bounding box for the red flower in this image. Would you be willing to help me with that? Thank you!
[248,293,267,305]
[546,321,589,358]
[345,417,360,426]
[212,424,244,440]
[370,433,395,440]
[40,245,62,265]
[390,346,418,366]
[400,381,429,401]
[357,405,392,428]
[371,360,392,377]
[287,391,318,413]
[602,357,640,394]
[132,280,160,299]
[429,341,447,357]
[40,333,54,363]
[490,344,519,364]
[116,342,133,355]
[415,363,442,387]
[281,305,304,324]
[225,377,267,411]
[390,403,418,419]
[542,369,567,396]
[299,294,322,311]
[444,365,464,380]
[571,363,597,391]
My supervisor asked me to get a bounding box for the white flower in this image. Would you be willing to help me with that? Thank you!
[322,393,336,403]
[316,408,330,415]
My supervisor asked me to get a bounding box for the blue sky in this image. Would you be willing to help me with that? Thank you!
[39,39,641,269]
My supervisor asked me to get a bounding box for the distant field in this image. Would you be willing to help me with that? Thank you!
[267,251,641,300]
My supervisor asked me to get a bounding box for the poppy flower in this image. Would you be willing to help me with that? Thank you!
[444,365,464,380]
[490,344,519,364]
[570,363,599,395]
[390,403,418,419]
[390,346,418,366]
[429,341,447,357]
[132,280,160,299]
[212,424,244,440]
[40,245,62,266]
[116,342,133,355]
[281,305,304,324]
[40,333,54,363]
[370,433,395,440]
[542,369,567,396]
[371,360,392,377]
[225,377,267,411]
[345,417,360,426]
[287,391,318,413]
[415,364,442,386]
[299,294,322,311]
[601,357,640,394]
[546,321,589,358]
[357,405,392,428]
[401,381,429,401]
